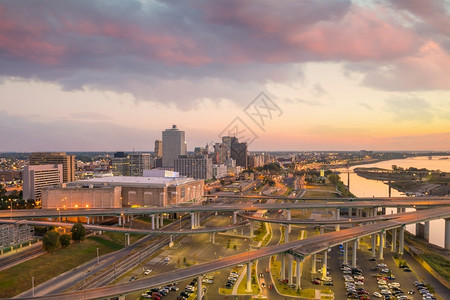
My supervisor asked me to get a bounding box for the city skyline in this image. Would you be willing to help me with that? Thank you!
[1,1,449,152]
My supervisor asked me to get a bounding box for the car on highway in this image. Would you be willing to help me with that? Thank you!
[403,268,412,272]
[144,269,153,275]
[129,275,137,282]
[381,268,390,273]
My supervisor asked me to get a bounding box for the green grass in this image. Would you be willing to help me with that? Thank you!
[421,253,450,281]
[270,259,316,297]
[253,222,267,242]
[303,190,338,198]
[0,235,124,298]
[102,231,145,245]
[236,263,260,294]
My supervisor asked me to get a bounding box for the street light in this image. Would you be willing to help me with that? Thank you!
[32,276,35,296]
[9,199,13,220]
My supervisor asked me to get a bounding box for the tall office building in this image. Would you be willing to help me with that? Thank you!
[154,140,163,157]
[230,137,248,169]
[162,125,187,168]
[22,164,63,201]
[213,142,228,164]
[29,152,75,183]
[111,152,130,176]
[174,156,212,180]
[129,153,152,176]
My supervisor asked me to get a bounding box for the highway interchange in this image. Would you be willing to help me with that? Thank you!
[3,201,449,300]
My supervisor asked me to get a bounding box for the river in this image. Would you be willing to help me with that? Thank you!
[337,156,450,248]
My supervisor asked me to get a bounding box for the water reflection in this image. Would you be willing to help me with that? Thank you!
[337,156,449,248]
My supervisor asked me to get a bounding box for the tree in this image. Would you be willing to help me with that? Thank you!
[71,223,86,242]
[60,234,71,248]
[43,230,60,252]
[328,174,340,186]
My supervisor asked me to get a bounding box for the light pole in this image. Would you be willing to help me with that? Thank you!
[32,276,35,296]
[96,248,99,264]
[9,199,13,220]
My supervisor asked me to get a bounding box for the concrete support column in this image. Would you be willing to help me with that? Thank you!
[169,235,173,244]
[371,234,376,258]
[160,214,164,227]
[155,215,159,229]
[392,228,397,252]
[311,253,317,274]
[197,275,203,300]
[125,233,130,246]
[343,242,348,265]
[322,250,328,279]
[295,257,302,288]
[378,232,384,260]
[280,253,286,279]
[249,221,254,237]
[320,226,324,234]
[424,221,430,242]
[357,237,361,250]
[352,239,357,268]
[335,208,340,231]
[348,207,352,217]
[399,226,405,255]
[233,211,237,224]
[288,254,293,284]
[246,262,252,292]
[191,213,196,229]
[445,218,450,251]
[87,217,90,225]
[118,215,122,226]
[284,225,289,243]
[211,232,215,244]
[374,207,378,216]
[287,209,292,233]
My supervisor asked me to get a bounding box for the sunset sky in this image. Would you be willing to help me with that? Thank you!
[0,0,449,152]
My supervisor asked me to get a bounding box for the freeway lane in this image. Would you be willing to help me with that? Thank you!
[1,198,449,219]
[14,206,450,300]
[0,219,250,235]
[238,212,400,224]
[206,195,450,202]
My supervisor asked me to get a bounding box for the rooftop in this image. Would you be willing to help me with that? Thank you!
[73,176,200,188]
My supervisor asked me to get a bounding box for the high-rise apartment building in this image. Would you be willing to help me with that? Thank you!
[174,156,212,180]
[22,164,63,201]
[129,153,152,176]
[154,140,163,157]
[29,152,75,183]
[162,125,187,168]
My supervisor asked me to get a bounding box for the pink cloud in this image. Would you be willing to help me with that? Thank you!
[361,41,450,90]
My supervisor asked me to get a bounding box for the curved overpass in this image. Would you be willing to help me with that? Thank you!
[1,198,449,220]
[0,219,250,235]
[238,212,400,225]
[15,206,450,300]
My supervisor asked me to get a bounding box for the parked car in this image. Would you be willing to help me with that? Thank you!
[144,269,153,275]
